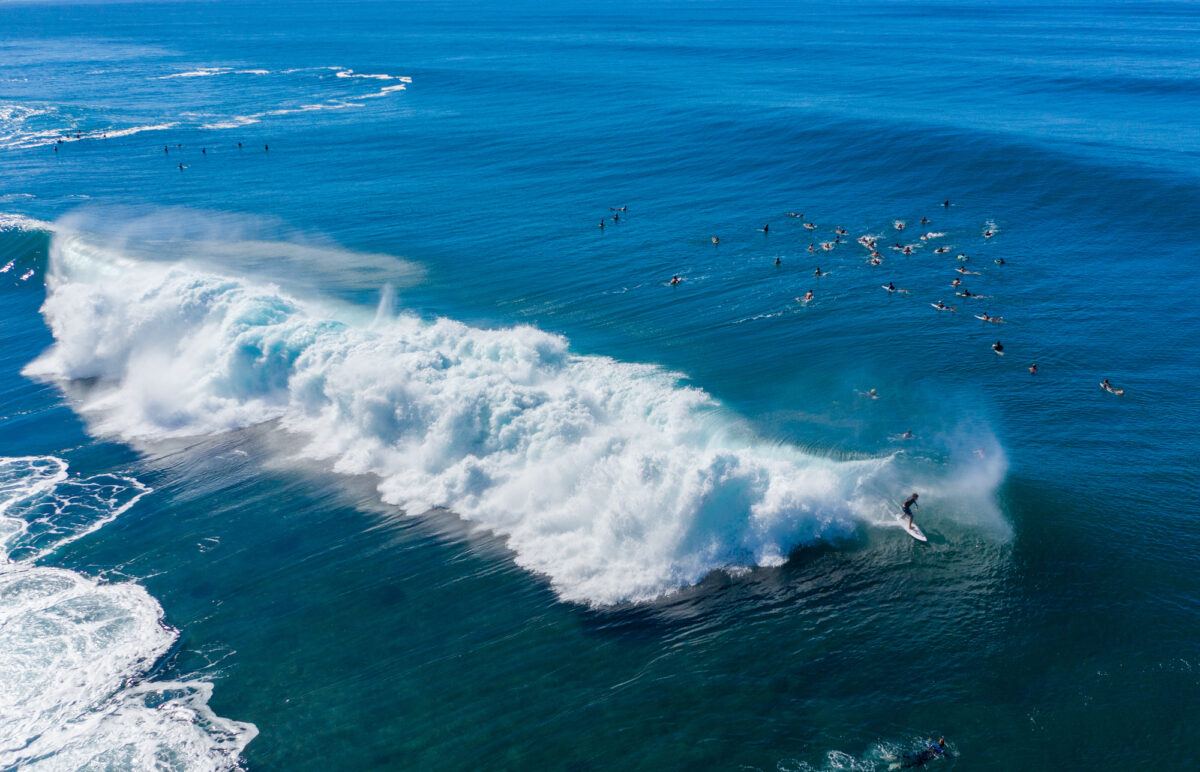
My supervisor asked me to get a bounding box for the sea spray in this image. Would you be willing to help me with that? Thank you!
[26,216,1006,605]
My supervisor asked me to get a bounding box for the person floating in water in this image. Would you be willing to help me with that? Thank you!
[670,275,682,286]
[801,289,814,303]
[992,340,1004,355]
[902,492,919,527]
[760,223,769,233]
[711,235,720,245]
[237,142,243,150]
[994,257,1006,265]
[942,199,951,207]
[775,256,782,266]
[814,266,824,277]
[901,737,946,768]
[900,429,914,440]
[264,143,270,152]
[612,212,620,222]
[1029,363,1038,375]
[178,162,185,171]
[598,219,605,229]
[1100,378,1125,395]
[886,281,896,292]
[163,145,169,154]
[919,216,930,225]
[201,147,207,155]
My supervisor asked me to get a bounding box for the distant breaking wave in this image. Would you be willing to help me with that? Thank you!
[22,213,1006,606]
[0,66,410,150]
[0,456,257,769]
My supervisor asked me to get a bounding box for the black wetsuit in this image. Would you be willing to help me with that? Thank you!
[902,495,918,517]
[902,743,945,768]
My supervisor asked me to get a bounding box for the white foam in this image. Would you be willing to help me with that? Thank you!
[0,457,257,769]
[0,213,55,232]
[27,224,1008,606]
[3,66,410,149]
[334,68,395,81]
[158,67,233,79]
[0,121,177,151]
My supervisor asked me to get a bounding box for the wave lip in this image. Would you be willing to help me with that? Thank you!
[20,222,1014,607]
[0,456,257,770]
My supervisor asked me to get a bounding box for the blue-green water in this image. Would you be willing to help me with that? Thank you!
[1,1,1198,769]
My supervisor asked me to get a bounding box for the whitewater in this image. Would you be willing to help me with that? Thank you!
[23,214,1005,606]
[0,456,257,769]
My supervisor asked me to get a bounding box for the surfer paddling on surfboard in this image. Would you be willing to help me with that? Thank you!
[890,737,947,769]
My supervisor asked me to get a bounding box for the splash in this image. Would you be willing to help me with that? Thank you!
[25,215,1006,605]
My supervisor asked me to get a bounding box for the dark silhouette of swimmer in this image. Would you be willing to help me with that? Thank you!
[775,257,782,266]
[942,199,950,207]
[201,148,207,155]
[237,142,243,150]
[902,738,946,767]
[264,144,269,152]
[164,146,169,154]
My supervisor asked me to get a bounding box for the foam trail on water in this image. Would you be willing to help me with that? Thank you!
[26,217,1006,605]
[0,456,257,770]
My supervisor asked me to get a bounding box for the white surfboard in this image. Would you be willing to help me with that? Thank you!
[899,515,927,542]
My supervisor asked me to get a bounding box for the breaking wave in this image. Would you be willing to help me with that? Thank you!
[23,214,1006,606]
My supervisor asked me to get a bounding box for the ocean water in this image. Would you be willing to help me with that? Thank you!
[1,0,1198,769]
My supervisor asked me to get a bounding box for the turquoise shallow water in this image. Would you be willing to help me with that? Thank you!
[1,1,1199,769]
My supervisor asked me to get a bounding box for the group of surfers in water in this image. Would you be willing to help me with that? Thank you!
[649,205,1126,399]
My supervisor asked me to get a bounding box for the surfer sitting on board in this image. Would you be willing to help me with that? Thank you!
[902,492,919,526]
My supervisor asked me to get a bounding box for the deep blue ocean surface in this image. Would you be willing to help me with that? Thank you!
[1,1,1198,769]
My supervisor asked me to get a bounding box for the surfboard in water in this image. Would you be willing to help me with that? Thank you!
[899,514,927,542]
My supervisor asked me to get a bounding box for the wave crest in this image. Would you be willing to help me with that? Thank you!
[28,222,1004,605]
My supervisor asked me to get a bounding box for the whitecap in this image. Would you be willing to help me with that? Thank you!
[26,220,1007,606]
